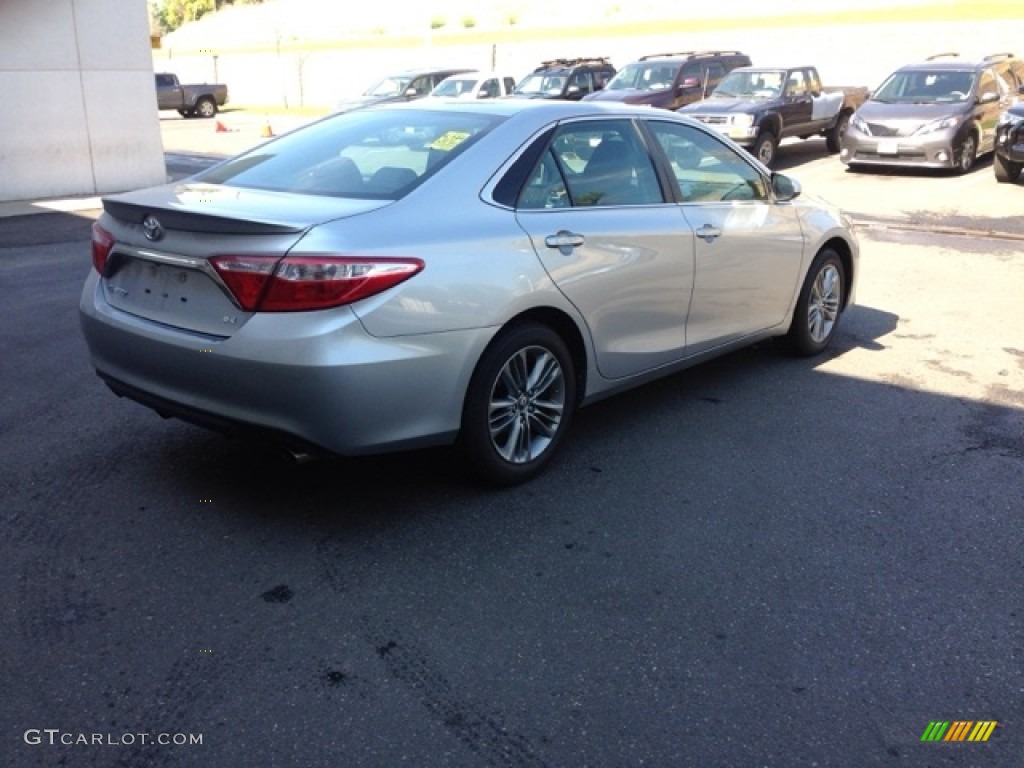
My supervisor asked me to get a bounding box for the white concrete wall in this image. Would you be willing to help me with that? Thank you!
[0,0,165,203]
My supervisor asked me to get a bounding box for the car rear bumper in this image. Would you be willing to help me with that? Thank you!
[79,272,493,455]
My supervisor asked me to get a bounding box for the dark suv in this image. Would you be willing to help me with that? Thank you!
[509,58,616,101]
[583,50,752,110]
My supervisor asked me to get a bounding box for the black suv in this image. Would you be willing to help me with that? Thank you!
[583,50,752,109]
[509,58,616,101]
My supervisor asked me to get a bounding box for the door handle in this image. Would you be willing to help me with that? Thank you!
[545,230,585,254]
[696,224,722,243]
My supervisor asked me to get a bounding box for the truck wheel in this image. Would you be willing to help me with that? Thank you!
[825,112,849,154]
[752,130,777,167]
[195,97,217,119]
[993,153,1023,183]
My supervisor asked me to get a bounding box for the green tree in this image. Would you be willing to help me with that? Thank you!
[151,0,264,34]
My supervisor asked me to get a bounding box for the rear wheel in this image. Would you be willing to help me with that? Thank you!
[956,132,977,174]
[784,248,845,357]
[993,152,1023,183]
[460,324,576,485]
[752,130,777,167]
[825,112,849,153]
[195,97,217,119]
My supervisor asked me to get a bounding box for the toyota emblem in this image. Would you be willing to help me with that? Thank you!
[142,215,164,242]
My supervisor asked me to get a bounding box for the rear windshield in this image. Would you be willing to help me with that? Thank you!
[872,70,977,103]
[196,109,502,199]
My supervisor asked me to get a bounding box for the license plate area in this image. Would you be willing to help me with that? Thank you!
[877,140,899,155]
[103,257,246,336]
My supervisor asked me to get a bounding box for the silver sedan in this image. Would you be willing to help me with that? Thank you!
[80,100,859,484]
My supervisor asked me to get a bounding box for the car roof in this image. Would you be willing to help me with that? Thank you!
[368,97,686,121]
[392,67,475,77]
[897,58,996,73]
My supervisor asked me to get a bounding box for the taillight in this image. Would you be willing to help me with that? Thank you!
[91,222,115,275]
[209,255,424,312]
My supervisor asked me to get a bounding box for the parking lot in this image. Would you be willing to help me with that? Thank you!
[2,94,1023,766]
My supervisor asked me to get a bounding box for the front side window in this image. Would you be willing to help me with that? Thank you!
[649,122,768,203]
[197,109,501,199]
[517,120,663,208]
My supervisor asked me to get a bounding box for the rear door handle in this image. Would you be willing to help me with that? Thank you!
[696,224,722,243]
[545,230,585,254]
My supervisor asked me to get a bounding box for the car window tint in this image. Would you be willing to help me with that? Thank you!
[196,110,501,199]
[541,121,662,207]
[650,122,768,203]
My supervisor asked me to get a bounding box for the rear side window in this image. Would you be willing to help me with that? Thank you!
[196,109,501,199]
[517,120,663,208]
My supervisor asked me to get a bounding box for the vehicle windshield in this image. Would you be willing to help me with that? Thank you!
[432,77,479,97]
[712,70,785,98]
[364,76,412,97]
[871,70,976,103]
[604,61,682,92]
[195,109,502,199]
[514,73,566,95]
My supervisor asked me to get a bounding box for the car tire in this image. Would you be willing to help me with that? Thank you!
[460,324,577,485]
[825,112,849,154]
[783,248,845,357]
[956,132,977,175]
[752,130,777,167]
[195,97,217,119]
[993,152,1023,183]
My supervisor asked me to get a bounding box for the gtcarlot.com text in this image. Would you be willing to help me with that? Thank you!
[24,729,203,746]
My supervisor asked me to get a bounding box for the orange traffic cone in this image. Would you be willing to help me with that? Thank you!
[260,119,274,138]
[215,120,228,133]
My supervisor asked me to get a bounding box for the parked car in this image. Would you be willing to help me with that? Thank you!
[509,58,616,101]
[994,86,1024,182]
[334,67,474,112]
[155,73,228,119]
[678,66,869,166]
[427,71,517,99]
[583,50,751,110]
[840,53,1017,174]
[80,100,858,485]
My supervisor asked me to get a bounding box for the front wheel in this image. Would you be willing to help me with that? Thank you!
[751,130,778,167]
[956,132,977,175]
[993,152,1023,183]
[460,324,576,485]
[825,112,849,153]
[784,249,845,357]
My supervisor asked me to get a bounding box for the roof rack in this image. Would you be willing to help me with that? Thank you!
[983,52,1015,61]
[537,57,611,69]
[639,50,745,61]
[926,52,960,60]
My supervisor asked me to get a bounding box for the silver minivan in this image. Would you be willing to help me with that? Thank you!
[840,54,1019,174]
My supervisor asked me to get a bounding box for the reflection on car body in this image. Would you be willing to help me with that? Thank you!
[80,101,858,485]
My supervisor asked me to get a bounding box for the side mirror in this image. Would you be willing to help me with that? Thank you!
[681,77,700,89]
[566,84,581,94]
[979,91,999,104]
[772,173,801,201]
[404,87,418,97]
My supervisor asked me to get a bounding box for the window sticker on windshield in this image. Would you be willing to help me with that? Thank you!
[428,131,471,151]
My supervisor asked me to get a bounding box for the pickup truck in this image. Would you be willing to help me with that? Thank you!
[678,66,869,166]
[155,73,229,119]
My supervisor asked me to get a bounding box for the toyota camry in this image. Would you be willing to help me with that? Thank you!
[80,100,858,484]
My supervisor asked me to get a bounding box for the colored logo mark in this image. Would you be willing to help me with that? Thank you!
[921,721,998,742]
